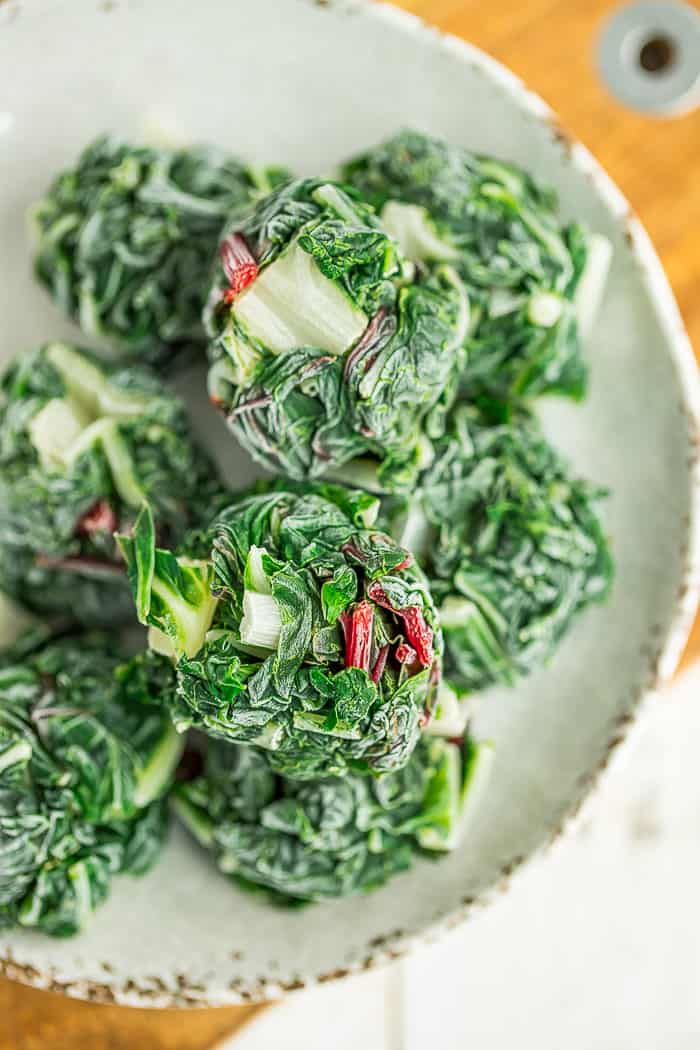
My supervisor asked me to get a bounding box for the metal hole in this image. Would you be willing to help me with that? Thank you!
[638,34,677,73]
[598,1,700,115]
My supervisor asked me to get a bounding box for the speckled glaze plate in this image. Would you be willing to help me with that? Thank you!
[1,0,699,1008]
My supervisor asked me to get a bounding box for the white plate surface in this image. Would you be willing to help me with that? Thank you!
[0,0,698,1006]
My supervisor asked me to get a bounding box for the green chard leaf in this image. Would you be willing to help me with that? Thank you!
[321,564,358,624]
[0,631,181,937]
[341,129,611,403]
[0,343,225,626]
[117,504,218,659]
[383,402,613,692]
[31,135,292,367]
[120,486,443,779]
[173,733,490,904]
[204,177,468,492]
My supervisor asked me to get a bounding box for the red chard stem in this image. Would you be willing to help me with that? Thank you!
[370,643,389,683]
[220,233,258,301]
[366,583,434,668]
[345,600,374,672]
[76,500,117,537]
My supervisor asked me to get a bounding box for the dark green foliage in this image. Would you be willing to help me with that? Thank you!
[0,633,182,936]
[173,734,465,903]
[32,136,290,366]
[0,343,224,623]
[206,178,468,490]
[342,129,597,402]
[7,130,613,919]
[235,177,401,311]
[0,546,135,627]
[118,487,443,779]
[385,403,613,691]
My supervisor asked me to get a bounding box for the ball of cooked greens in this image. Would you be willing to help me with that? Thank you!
[341,129,611,403]
[0,342,222,623]
[172,731,491,903]
[118,485,444,779]
[0,630,183,937]
[386,402,613,692]
[205,177,469,491]
[31,136,290,366]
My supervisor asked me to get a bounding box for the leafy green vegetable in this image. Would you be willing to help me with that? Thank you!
[173,732,488,903]
[118,486,444,778]
[12,130,614,921]
[205,178,468,490]
[342,130,611,402]
[31,136,291,367]
[384,402,613,691]
[0,632,182,936]
[0,342,224,624]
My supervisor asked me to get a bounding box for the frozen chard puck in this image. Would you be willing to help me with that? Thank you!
[31,136,291,367]
[0,631,182,936]
[0,342,223,623]
[387,402,613,691]
[118,485,443,779]
[342,129,611,402]
[172,732,492,903]
[205,177,469,491]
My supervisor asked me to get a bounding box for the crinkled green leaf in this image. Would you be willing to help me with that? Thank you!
[173,734,471,903]
[32,136,291,366]
[0,632,179,936]
[0,343,224,624]
[383,402,613,690]
[127,487,443,779]
[205,178,468,491]
[342,129,599,402]
[320,564,357,624]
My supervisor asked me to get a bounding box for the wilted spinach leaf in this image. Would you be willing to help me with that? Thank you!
[173,732,481,903]
[384,402,613,691]
[0,342,225,623]
[31,136,291,367]
[118,487,444,778]
[0,632,182,936]
[205,177,468,490]
[342,129,610,403]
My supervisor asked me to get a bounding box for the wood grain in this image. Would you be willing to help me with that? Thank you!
[0,979,265,1050]
[5,1,699,1046]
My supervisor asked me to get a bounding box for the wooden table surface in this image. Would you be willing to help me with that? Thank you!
[4,1,700,1047]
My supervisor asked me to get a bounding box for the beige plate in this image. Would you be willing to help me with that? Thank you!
[0,0,699,1007]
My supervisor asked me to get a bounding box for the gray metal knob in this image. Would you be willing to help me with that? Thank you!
[598,0,700,116]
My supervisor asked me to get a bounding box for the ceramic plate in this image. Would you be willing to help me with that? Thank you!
[1,0,699,1007]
